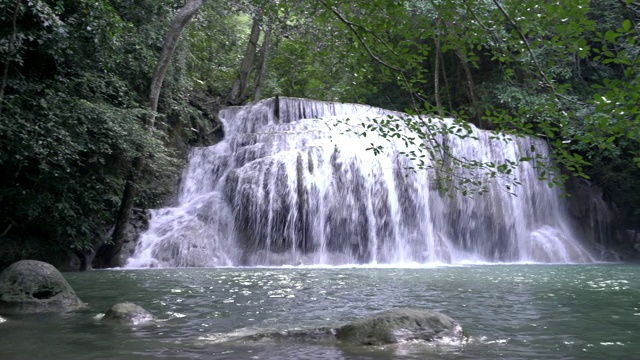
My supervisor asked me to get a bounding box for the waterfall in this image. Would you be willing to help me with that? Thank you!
[125,97,596,268]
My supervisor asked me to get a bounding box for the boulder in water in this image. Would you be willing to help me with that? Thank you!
[0,260,86,314]
[231,308,463,348]
[336,308,463,345]
[102,302,155,325]
[238,327,337,343]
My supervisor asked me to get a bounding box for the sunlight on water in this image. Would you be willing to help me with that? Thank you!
[1,265,638,360]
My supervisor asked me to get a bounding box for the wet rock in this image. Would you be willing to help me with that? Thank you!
[239,327,337,343]
[232,308,463,348]
[0,260,86,315]
[336,308,463,345]
[116,209,150,266]
[102,302,155,325]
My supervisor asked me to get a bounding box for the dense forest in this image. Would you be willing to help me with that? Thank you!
[0,0,638,269]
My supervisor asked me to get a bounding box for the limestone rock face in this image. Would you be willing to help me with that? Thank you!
[115,209,150,267]
[0,260,85,315]
[102,302,155,325]
[336,308,463,345]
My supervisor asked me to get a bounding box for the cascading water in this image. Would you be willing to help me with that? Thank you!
[125,97,596,268]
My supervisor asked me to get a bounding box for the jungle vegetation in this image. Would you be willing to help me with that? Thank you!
[0,0,638,269]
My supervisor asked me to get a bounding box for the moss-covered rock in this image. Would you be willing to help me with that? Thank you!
[238,327,337,343]
[0,260,86,314]
[336,308,463,345]
[102,302,155,325]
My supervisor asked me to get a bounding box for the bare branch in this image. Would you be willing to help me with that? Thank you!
[317,0,403,72]
[491,0,585,106]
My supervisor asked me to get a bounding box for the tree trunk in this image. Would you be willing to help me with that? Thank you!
[253,24,272,102]
[228,10,263,105]
[455,47,486,127]
[148,0,205,126]
[440,50,454,112]
[433,21,443,116]
[439,13,482,126]
[0,0,21,116]
[455,49,478,104]
[96,0,204,268]
[95,160,139,268]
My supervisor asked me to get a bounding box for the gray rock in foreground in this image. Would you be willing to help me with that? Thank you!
[234,308,463,347]
[239,327,337,343]
[102,302,155,325]
[336,308,463,345]
[0,260,86,315]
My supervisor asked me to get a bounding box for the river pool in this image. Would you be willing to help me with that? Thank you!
[0,264,638,359]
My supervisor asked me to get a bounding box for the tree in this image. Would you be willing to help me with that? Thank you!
[310,0,639,227]
[228,9,263,104]
[1,0,638,269]
[0,0,182,268]
[97,0,205,268]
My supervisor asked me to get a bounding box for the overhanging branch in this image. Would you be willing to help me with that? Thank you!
[317,0,403,72]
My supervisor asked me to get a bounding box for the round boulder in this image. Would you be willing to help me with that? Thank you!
[102,302,155,325]
[336,308,463,345]
[0,260,85,314]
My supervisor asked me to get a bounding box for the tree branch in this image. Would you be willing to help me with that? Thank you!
[491,0,585,106]
[100,0,205,268]
[148,0,204,127]
[317,0,403,72]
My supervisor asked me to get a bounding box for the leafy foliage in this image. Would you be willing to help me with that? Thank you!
[310,1,637,197]
[0,0,185,266]
[1,0,639,267]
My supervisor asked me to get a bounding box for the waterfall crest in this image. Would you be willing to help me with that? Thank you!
[125,97,596,268]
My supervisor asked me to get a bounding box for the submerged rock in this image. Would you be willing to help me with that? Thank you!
[336,308,463,345]
[239,327,337,343]
[102,302,155,325]
[0,260,86,315]
[231,308,463,348]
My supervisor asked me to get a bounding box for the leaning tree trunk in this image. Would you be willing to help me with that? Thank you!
[148,0,205,127]
[228,10,263,105]
[96,0,205,268]
[433,20,444,117]
[253,24,272,102]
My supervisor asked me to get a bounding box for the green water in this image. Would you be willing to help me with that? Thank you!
[0,264,638,359]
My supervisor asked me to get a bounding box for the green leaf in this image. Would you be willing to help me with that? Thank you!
[605,30,620,42]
